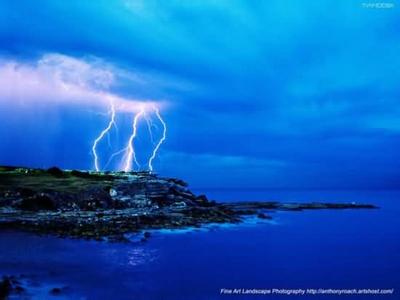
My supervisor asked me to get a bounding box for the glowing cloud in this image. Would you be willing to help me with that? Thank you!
[0,53,161,113]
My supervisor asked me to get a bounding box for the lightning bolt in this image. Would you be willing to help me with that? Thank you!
[103,147,127,170]
[123,107,145,172]
[92,102,116,172]
[91,102,166,173]
[148,106,167,173]
[144,113,155,145]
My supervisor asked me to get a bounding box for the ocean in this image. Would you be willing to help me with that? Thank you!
[1,190,399,299]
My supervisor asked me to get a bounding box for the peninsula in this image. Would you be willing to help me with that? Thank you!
[0,166,377,241]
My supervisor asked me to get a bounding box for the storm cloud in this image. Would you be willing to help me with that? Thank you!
[0,0,399,188]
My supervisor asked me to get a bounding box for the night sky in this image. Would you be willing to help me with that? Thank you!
[0,0,399,189]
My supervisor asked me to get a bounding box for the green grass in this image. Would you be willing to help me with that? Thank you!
[0,167,117,193]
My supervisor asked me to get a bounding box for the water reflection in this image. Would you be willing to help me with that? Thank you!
[100,244,158,268]
[127,247,158,267]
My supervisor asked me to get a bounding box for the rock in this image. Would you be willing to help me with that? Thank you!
[172,201,187,208]
[140,232,151,242]
[235,209,257,215]
[17,194,56,211]
[78,187,113,210]
[0,276,12,299]
[50,287,62,295]
[18,188,35,197]
[14,285,25,293]
[108,234,129,243]
[70,170,92,179]
[0,166,378,242]
[168,178,188,187]
[257,213,272,219]
[46,167,65,177]
[196,195,207,201]
[196,195,209,206]
[109,189,117,197]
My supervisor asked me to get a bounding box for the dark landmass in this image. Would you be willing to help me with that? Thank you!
[0,275,26,299]
[0,166,377,242]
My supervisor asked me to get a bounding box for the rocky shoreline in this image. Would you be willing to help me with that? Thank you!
[0,166,377,242]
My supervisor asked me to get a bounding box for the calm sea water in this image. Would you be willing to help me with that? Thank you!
[1,190,399,300]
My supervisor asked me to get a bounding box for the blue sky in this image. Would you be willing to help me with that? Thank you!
[0,0,399,189]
